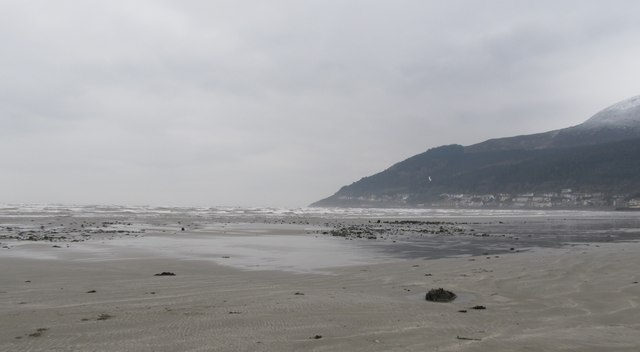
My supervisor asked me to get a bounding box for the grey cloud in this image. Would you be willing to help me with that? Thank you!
[1,0,640,206]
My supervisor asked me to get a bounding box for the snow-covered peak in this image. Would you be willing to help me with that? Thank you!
[582,95,640,128]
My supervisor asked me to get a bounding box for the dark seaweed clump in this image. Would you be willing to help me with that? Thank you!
[425,288,456,302]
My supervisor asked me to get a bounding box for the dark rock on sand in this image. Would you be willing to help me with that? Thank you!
[154,272,176,276]
[28,328,48,338]
[471,305,486,310]
[425,288,457,302]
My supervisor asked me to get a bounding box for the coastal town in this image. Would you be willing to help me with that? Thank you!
[435,189,638,210]
[336,189,640,210]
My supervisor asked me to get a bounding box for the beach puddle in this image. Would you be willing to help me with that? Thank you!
[11,230,398,274]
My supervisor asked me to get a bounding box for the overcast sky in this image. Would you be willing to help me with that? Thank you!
[1,1,640,207]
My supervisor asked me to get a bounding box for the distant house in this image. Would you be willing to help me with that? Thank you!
[629,199,640,208]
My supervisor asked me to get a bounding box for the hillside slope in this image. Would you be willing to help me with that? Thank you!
[312,96,640,208]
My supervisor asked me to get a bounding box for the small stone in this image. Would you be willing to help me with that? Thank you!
[28,328,48,337]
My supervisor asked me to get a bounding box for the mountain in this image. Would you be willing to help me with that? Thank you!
[312,96,640,208]
[468,95,640,152]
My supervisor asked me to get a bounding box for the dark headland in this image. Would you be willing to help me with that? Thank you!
[312,96,640,209]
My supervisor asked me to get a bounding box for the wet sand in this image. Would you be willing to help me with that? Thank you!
[2,219,640,351]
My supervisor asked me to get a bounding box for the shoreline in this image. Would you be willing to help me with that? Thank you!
[2,212,640,351]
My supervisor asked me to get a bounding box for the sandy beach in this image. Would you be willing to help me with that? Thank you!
[1,209,640,351]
